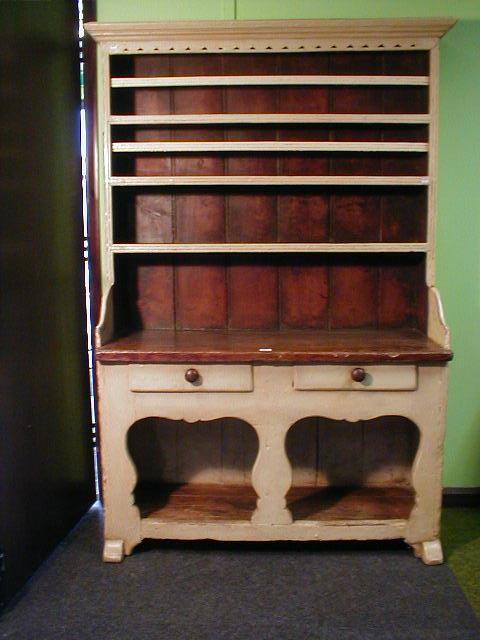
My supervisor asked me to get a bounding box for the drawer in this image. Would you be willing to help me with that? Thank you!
[129,364,253,393]
[293,365,417,391]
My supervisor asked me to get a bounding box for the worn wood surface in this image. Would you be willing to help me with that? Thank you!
[96,328,451,363]
[97,362,447,556]
[137,484,414,522]
[112,253,429,334]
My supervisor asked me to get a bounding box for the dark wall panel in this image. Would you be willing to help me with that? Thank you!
[0,0,95,608]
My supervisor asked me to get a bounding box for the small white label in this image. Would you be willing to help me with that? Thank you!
[258,347,272,352]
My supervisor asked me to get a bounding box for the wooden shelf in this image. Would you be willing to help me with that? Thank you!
[109,175,429,187]
[112,141,428,153]
[137,483,414,523]
[109,114,431,126]
[111,243,429,254]
[111,75,429,88]
[96,329,452,364]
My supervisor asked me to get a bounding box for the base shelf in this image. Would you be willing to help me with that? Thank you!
[97,328,451,364]
[137,483,415,524]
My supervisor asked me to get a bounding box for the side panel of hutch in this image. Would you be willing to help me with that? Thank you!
[85,18,454,563]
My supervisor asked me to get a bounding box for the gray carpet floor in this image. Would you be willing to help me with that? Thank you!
[1,503,479,640]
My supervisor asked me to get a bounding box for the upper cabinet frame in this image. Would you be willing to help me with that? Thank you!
[85,17,456,52]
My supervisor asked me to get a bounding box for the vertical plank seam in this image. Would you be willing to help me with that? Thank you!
[221,54,229,331]
[167,55,177,331]
[377,52,386,330]
[275,53,281,330]
[327,52,333,330]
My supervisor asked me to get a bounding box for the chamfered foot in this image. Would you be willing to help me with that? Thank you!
[412,539,443,565]
[103,539,125,563]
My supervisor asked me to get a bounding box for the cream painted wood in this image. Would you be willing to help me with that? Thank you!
[428,286,451,348]
[97,364,141,560]
[88,18,454,565]
[109,114,431,126]
[129,363,253,393]
[85,18,455,50]
[111,75,429,88]
[405,366,448,548]
[111,242,429,254]
[293,365,418,391]
[109,175,429,187]
[427,45,440,286]
[103,41,439,55]
[112,141,428,153]
[103,539,124,563]
[140,520,408,542]
[412,539,444,565]
[96,361,449,562]
[100,47,114,286]
[251,416,293,526]
[95,284,115,347]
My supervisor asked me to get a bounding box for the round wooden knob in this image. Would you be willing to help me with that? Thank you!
[185,368,200,383]
[351,367,366,383]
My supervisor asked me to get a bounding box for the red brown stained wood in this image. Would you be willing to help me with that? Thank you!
[329,259,377,329]
[136,258,175,329]
[277,191,329,242]
[381,189,427,243]
[136,483,415,522]
[227,192,277,242]
[175,257,227,330]
[225,55,278,242]
[134,193,173,242]
[379,259,424,329]
[111,50,435,349]
[134,55,172,177]
[278,52,329,115]
[96,328,452,364]
[175,192,226,242]
[172,55,224,177]
[228,258,279,330]
[280,257,329,329]
[331,192,381,242]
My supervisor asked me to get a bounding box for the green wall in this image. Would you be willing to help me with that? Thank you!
[96,1,480,487]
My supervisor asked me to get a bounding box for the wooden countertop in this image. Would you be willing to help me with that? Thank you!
[96,328,452,364]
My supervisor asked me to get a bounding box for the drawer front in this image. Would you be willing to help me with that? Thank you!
[293,365,417,391]
[129,364,253,393]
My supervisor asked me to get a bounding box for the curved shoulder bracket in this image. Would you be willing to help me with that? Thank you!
[96,284,115,348]
[428,286,450,349]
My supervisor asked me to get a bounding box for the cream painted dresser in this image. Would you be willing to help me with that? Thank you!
[85,17,455,563]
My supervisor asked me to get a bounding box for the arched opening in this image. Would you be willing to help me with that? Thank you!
[128,417,259,522]
[285,416,419,522]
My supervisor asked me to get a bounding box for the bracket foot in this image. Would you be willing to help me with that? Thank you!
[103,539,125,563]
[412,539,443,565]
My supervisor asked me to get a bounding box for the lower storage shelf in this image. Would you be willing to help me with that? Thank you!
[137,483,414,524]
[138,483,256,522]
